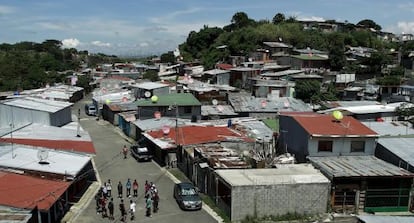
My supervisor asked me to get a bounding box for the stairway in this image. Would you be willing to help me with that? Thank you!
[358,190,366,213]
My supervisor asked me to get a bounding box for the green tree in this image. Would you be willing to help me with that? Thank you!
[327,33,346,71]
[160,51,175,63]
[76,75,92,93]
[396,103,414,122]
[357,19,382,31]
[272,13,285,24]
[294,80,321,103]
[224,12,255,31]
[285,16,298,23]
[143,70,159,82]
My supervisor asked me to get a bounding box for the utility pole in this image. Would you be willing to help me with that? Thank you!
[76,108,81,137]
[175,102,178,145]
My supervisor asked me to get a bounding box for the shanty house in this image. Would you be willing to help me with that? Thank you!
[214,164,330,222]
[0,97,73,127]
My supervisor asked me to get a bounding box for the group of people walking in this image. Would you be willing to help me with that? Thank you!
[95,178,160,221]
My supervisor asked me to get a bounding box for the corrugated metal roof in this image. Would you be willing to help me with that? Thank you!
[289,113,378,136]
[0,123,95,154]
[263,42,292,48]
[146,125,254,148]
[131,82,169,90]
[308,156,414,180]
[216,164,330,186]
[134,93,201,106]
[378,138,414,166]
[0,171,70,211]
[194,145,250,169]
[260,69,303,77]
[2,97,72,113]
[362,121,414,136]
[132,117,188,131]
[229,95,312,113]
[0,144,91,178]
[201,105,237,116]
[0,205,32,222]
[291,55,328,60]
[320,103,404,115]
[233,119,274,143]
[203,69,230,75]
[357,215,414,223]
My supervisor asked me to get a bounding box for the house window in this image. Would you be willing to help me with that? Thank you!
[351,141,365,152]
[184,106,192,114]
[318,140,333,152]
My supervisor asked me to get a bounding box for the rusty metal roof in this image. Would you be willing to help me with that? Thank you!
[308,156,414,180]
[194,145,250,169]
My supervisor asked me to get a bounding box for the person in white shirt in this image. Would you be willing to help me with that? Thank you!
[129,200,136,220]
[106,179,112,197]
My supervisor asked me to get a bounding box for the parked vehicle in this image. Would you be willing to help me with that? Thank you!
[130,145,152,162]
[84,104,97,116]
[173,182,202,211]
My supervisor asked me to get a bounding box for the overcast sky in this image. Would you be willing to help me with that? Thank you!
[1,0,413,56]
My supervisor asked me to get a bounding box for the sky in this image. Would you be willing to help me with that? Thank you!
[1,0,414,56]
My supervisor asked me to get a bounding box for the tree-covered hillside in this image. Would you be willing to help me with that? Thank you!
[179,12,412,72]
[0,40,120,91]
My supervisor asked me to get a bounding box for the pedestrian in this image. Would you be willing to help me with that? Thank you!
[153,191,159,213]
[106,179,112,197]
[122,145,128,159]
[100,195,107,218]
[119,199,126,222]
[102,184,108,198]
[108,198,114,220]
[133,179,139,197]
[144,180,150,194]
[117,181,123,198]
[145,196,152,217]
[94,192,101,214]
[129,200,136,220]
[126,178,132,198]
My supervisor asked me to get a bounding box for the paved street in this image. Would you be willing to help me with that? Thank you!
[72,97,219,223]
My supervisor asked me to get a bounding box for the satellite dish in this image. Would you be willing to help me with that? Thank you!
[37,150,50,165]
[144,91,151,98]
[332,110,343,121]
[212,99,218,106]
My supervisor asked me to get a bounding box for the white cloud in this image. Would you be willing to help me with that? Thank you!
[297,16,325,22]
[36,21,71,30]
[62,38,80,48]
[91,41,111,47]
[139,42,149,47]
[397,21,414,34]
[398,2,414,12]
[149,7,202,24]
[0,5,15,15]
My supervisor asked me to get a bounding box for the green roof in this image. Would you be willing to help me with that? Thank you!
[262,118,279,132]
[135,93,201,106]
[291,55,328,61]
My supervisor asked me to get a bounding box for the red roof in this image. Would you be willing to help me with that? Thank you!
[0,171,70,211]
[289,114,377,136]
[216,63,233,70]
[0,138,96,154]
[147,125,254,146]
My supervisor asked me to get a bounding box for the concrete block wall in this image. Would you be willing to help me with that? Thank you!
[231,182,330,222]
